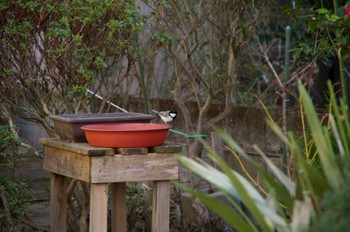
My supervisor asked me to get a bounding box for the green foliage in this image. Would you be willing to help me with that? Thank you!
[126,183,151,231]
[0,174,32,225]
[0,126,32,231]
[0,0,146,118]
[0,126,21,168]
[150,31,174,48]
[291,1,350,61]
[310,169,350,232]
[177,82,350,231]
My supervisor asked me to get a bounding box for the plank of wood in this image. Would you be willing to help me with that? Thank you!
[43,146,90,182]
[89,183,108,232]
[152,181,170,232]
[148,144,182,153]
[40,138,115,156]
[115,147,148,155]
[115,144,182,154]
[111,183,127,232]
[50,173,67,232]
[90,153,179,183]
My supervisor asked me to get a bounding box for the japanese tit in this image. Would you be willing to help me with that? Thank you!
[151,109,177,124]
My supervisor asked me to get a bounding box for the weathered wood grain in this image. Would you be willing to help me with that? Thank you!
[90,153,179,183]
[148,144,182,153]
[90,183,108,232]
[152,181,170,232]
[40,138,115,156]
[115,147,149,154]
[111,182,127,232]
[50,173,67,232]
[43,146,90,182]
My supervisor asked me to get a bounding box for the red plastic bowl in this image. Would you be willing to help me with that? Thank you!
[81,123,170,148]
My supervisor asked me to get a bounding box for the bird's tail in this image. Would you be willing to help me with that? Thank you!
[151,109,159,114]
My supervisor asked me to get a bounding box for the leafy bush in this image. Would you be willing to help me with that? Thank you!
[0,125,21,168]
[0,0,145,135]
[126,183,151,231]
[0,126,32,231]
[0,126,21,168]
[310,169,350,232]
[0,173,32,231]
[292,0,350,61]
[291,1,350,104]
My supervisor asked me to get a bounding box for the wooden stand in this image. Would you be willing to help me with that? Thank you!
[40,138,180,232]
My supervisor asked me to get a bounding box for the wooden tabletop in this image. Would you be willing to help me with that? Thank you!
[39,138,182,156]
[40,138,116,156]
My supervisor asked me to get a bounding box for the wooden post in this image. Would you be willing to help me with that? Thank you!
[50,173,67,232]
[90,183,109,232]
[152,181,170,232]
[111,182,127,232]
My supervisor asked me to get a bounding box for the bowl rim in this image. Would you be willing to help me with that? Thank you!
[81,123,171,132]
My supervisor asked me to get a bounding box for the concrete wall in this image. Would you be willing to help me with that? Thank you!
[119,98,304,154]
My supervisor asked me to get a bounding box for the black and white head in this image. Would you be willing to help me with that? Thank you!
[168,109,177,120]
[151,109,177,124]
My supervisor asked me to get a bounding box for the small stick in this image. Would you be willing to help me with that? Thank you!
[87,89,128,113]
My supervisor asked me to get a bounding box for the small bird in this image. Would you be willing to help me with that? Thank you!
[151,109,177,124]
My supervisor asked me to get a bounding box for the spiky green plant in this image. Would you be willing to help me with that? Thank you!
[177,82,350,232]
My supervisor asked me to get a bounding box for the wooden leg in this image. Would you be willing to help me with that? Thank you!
[50,173,67,232]
[90,183,109,232]
[152,181,170,232]
[111,182,127,232]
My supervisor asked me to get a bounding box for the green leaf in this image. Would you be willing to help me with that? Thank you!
[201,146,280,232]
[296,151,330,197]
[329,14,339,20]
[253,145,295,195]
[299,84,343,189]
[328,81,350,161]
[178,155,288,231]
[291,197,314,232]
[174,182,258,232]
[213,127,294,211]
[316,8,329,14]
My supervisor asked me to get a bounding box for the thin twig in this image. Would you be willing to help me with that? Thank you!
[18,215,49,232]
[86,89,128,113]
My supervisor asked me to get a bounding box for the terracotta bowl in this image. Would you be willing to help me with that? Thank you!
[81,123,170,148]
